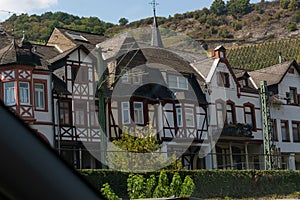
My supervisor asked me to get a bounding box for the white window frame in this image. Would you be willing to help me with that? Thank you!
[185,107,195,127]
[4,82,16,106]
[132,70,141,84]
[168,75,188,90]
[121,102,130,124]
[34,83,45,110]
[19,82,30,105]
[121,70,130,83]
[134,102,144,125]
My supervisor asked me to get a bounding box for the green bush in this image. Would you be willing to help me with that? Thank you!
[286,22,297,31]
[82,170,300,199]
[100,183,121,200]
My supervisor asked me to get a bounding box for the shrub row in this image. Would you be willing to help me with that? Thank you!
[80,170,300,199]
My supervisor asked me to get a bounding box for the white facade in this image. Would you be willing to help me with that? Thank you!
[269,64,300,169]
[192,47,264,170]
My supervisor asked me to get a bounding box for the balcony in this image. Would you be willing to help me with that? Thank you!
[221,123,253,137]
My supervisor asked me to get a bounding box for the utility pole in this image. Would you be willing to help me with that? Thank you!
[260,80,273,170]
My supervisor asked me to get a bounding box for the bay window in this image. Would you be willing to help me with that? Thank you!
[19,82,30,105]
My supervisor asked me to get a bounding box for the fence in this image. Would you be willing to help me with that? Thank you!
[55,147,294,170]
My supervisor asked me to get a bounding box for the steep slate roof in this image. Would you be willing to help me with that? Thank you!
[248,60,299,87]
[54,27,106,51]
[0,39,59,70]
[97,32,140,62]
[0,30,13,49]
[0,41,17,64]
[52,74,71,95]
[190,57,215,80]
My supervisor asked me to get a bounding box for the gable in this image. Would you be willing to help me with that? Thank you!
[47,28,76,52]
[208,59,239,90]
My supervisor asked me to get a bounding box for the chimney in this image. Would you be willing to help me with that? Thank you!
[214,45,226,59]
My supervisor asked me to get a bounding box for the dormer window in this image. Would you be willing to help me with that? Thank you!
[217,72,230,88]
[168,75,188,90]
[121,69,142,84]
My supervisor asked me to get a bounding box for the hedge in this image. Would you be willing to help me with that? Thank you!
[80,170,300,199]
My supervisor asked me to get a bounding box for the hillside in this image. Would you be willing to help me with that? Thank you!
[107,0,300,49]
[0,12,115,42]
[1,1,300,46]
[227,38,300,70]
[1,0,300,69]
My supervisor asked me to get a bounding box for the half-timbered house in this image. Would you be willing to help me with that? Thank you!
[97,32,209,170]
[49,44,103,169]
[0,35,57,145]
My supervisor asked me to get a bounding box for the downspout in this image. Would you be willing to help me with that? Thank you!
[96,46,107,169]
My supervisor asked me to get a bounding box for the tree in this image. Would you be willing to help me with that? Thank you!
[107,126,168,172]
[280,0,290,9]
[119,17,129,26]
[210,0,227,16]
[226,0,252,17]
[288,0,299,10]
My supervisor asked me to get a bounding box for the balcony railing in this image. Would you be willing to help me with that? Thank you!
[221,123,253,137]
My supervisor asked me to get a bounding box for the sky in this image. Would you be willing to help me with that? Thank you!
[0,0,261,24]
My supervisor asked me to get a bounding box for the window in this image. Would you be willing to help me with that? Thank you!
[121,69,142,84]
[71,66,79,81]
[59,101,71,125]
[176,107,183,127]
[133,102,144,125]
[216,101,225,128]
[35,83,45,110]
[168,75,188,90]
[217,72,230,88]
[132,70,141,84]
[121,70,129,83]
[220,51,224,58]
[185,108,195,127]
[90,102,99,127]
[226,102,235,124]
[77,67,87,83]
[288,67,295,74]
[281,120,290,142]
[178,77,188,89]
[244,104,255,129]
[289,87,297,104]
[292,121,300,142]
[272,119,278,141]
[19,82,30,105]
[121,102,130,124]
[4,82,15,105]
[74,102,86,126]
